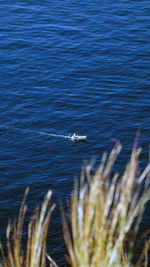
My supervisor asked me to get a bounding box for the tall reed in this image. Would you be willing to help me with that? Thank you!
[62,141,150,267]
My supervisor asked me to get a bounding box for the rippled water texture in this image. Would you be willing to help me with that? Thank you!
[0,1,150,265]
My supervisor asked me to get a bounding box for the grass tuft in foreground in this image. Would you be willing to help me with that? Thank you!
[0,188,57,267]
[0,141,150,266]
[62,141,150,267]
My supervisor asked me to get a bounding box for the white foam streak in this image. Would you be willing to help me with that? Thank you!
[0,125,70,140]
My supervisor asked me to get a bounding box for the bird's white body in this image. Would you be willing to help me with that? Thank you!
[69,133,87,142]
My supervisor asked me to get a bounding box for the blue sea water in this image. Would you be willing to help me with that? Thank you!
[0,0,150,265]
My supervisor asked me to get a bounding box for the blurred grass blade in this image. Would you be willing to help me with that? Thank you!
[0,189,56,267]
[63,142,150,267]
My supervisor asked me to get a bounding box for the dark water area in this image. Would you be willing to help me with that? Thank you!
[0,0,150,265]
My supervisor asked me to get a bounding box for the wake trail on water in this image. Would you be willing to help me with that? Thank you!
[36,131,70,139]
[0,125,70,140]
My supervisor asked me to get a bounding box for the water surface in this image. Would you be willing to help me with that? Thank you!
[0,0,150,265]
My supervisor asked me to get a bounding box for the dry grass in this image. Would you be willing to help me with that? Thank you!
[62,141,150,267]
[0,140,150,267]
[0,188,57,267]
